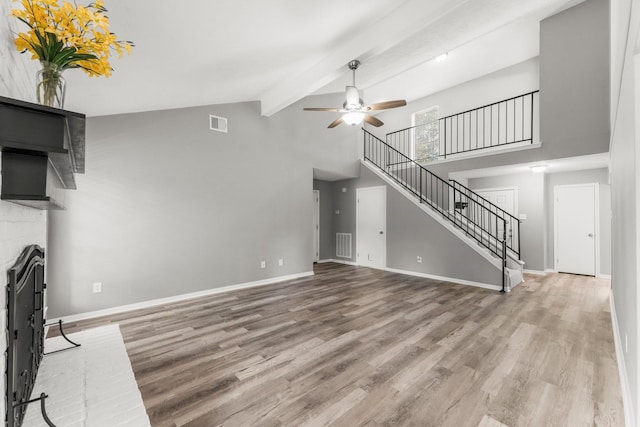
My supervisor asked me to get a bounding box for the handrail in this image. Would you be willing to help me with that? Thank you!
[449,179,520,258]
[363,129,509,292]
[386,90,539,161]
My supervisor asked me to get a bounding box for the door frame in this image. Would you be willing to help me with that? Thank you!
[472,186,519,216]
[313,190,320,263]
[553,183,600,276]
[356,186,387,269]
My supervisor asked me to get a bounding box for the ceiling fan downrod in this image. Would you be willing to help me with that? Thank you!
[348,60,360,86]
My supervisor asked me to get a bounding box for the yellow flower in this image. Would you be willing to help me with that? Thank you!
[10,0,134,78]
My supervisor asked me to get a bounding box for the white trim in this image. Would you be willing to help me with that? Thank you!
[313,190,320,263]
[610,295,635,427]
[553,183,600,276]
[356,185,387,269]
[523,269,547,276]
[544,268,558,274]
[385,267,501,291]
[362,160,502,270]
[49,271,314,324]
[422,141,542,166]
[597,274,612,279]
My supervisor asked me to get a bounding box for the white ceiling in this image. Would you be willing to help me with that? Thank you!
[61,0,584,117]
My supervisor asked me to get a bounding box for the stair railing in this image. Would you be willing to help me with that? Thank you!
[364,130,508,292]
[386,90,539,162]
[449,180,521,259]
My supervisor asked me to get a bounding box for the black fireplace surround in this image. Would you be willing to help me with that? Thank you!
[5,245,45,427]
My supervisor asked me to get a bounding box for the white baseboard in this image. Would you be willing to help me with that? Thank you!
[610,295,634,427]
[385,267,501,292]
[544,268,558,274]
[318,259,357,266]
[598,274,612,279]
[523,269,547,276]
[49,271,315,324]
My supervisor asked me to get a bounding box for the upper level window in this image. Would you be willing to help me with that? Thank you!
[411,106,439,162]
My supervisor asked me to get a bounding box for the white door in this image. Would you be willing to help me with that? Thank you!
[313,190,319,263]
[554,184,598,276]
[357,186,386,269]
[474,188,517,246]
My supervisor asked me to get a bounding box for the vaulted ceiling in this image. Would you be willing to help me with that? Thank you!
[62,0,584,117]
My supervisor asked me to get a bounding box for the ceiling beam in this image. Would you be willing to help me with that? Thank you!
[259,0,469,117]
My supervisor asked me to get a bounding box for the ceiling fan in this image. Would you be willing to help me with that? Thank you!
[303,60,407,128]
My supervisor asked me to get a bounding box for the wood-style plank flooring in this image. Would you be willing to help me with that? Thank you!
[51,263,624,426]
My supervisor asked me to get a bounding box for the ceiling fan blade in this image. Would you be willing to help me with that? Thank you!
[363,115,383,127]
[303,107,341,112]
[328,117,344,128]
[368,100,407,111]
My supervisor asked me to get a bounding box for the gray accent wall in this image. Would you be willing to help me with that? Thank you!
[540,0,610,159]
[47,94,362,318]
[405,0,610,180]
[323,164,501,286]
[545,168,611,275]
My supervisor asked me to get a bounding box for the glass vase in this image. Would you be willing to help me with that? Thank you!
[36,61,66,109]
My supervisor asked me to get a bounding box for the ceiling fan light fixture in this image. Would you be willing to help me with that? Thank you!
[343,111,365,126]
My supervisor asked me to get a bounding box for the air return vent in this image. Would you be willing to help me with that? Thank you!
[209,115,228,133]
[336,233,352,258]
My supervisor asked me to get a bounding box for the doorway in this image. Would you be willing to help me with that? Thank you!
[474,187,518,248]
[356,186,386,269]
[554,183,598,276]
[313,190,319,263]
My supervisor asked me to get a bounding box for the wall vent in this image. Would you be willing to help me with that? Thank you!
[336,233,352,258]
[209,115,228,133]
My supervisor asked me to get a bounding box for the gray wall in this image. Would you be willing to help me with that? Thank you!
[47,93,362,317]
[324,165,501,286]
[545,168,611,275]
[409,0,610,180]
[609,0,639,420]
[468,172,545,272]
[540,0,610,159]
[371,57,540,141]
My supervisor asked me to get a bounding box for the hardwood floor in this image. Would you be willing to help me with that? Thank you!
[51,263,624,426]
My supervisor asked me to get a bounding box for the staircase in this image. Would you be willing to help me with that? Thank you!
[363,130,524,291]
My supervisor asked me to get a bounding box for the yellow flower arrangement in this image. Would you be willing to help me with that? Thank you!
[11,0,134,77]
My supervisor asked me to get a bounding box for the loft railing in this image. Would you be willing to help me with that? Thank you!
[364,130,510,292]
[386,90,539,162]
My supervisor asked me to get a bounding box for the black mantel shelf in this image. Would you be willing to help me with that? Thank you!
[0,96,86,209]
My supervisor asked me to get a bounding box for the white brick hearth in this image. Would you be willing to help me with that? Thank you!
[23,325,150,427]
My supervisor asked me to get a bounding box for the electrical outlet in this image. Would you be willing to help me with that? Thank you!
[278,259,284,267]
[92,282,102,293]
[260,260,266,269]
[416,256,422,263]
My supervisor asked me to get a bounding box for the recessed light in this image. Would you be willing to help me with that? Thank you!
[530,164,548,173]
[435,53,448,62]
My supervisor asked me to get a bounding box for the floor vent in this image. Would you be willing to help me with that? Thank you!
[209,115,228,133]
[336,233,352,258]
